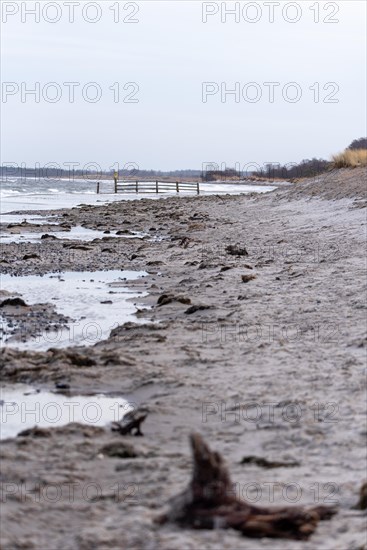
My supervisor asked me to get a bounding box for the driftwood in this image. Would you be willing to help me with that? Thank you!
[226,244,248,257]
[241,274,257,283]
[158,434,336,539]
[157,294,191,306]
[354,482,367,510]
[111,410,147,436]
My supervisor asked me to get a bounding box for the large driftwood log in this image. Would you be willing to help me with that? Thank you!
[159,434,336,539]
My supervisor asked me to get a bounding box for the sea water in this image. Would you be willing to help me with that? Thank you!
[1,177,277,214]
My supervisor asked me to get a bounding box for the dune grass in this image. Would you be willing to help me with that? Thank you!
[331,149,367,168]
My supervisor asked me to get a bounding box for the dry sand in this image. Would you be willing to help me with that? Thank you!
[0,168,366,549]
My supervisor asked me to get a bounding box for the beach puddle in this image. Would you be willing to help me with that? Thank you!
[0,226,147,244]
[0,214,59,225]
[0,270,147,351]
[0,384,132,439]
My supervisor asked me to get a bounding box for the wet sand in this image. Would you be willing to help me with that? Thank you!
[0,168,366,549]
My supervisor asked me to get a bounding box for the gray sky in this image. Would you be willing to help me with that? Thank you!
[1,0,366,171]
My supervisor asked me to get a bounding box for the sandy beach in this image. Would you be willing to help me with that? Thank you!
[0,168,366,549]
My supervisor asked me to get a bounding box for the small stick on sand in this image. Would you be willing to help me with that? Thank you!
[111,411,147,436]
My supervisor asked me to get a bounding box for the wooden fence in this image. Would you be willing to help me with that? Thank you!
[96,179,200,195]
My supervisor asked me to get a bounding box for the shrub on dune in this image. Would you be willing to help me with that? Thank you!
[331,149,367,168]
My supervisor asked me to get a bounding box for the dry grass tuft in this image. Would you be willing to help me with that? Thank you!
[331,149,367,168]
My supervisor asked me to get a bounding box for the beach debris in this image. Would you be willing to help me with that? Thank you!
[0,297,28,308]
[22,253,40,260]
[226,244,248,257]
[179,277,196,284]
[158,434,336,539]
[240,456,300,468]
[157,294,191,306]
[99,441,137,458]
[55,381,71,390]
[62,244,91,251]
[18,426,52,438]
[6,221,28,228]
[354,482,367,510]
[184,304,213,315]
[111,410,147,436]
[179,237,191,248]
[49,350,96,367]
[41,234,57,240]
[241,274,257,283]
[188,223,205,231]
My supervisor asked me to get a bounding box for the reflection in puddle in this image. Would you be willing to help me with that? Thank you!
[1,270,147,351]
[0,384,132,439]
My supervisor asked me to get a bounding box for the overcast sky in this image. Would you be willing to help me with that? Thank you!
[1,0,366,171]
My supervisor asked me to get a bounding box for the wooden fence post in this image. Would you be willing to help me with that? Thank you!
[197,181,200,195]
[136,181,138,193]
[114,172,118,193]
[176,181,179,193]
[96,182,100,194]
[156,181,159,193]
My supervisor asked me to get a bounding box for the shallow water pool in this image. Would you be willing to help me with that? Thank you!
[0,226,147,244]
[0,384,132,439]
[1,270,147,351]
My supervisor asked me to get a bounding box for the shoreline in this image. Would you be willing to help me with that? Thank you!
[0,180,278,216]
[0,168,366,549]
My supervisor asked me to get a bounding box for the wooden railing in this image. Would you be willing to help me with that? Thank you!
[114,180,200,194]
